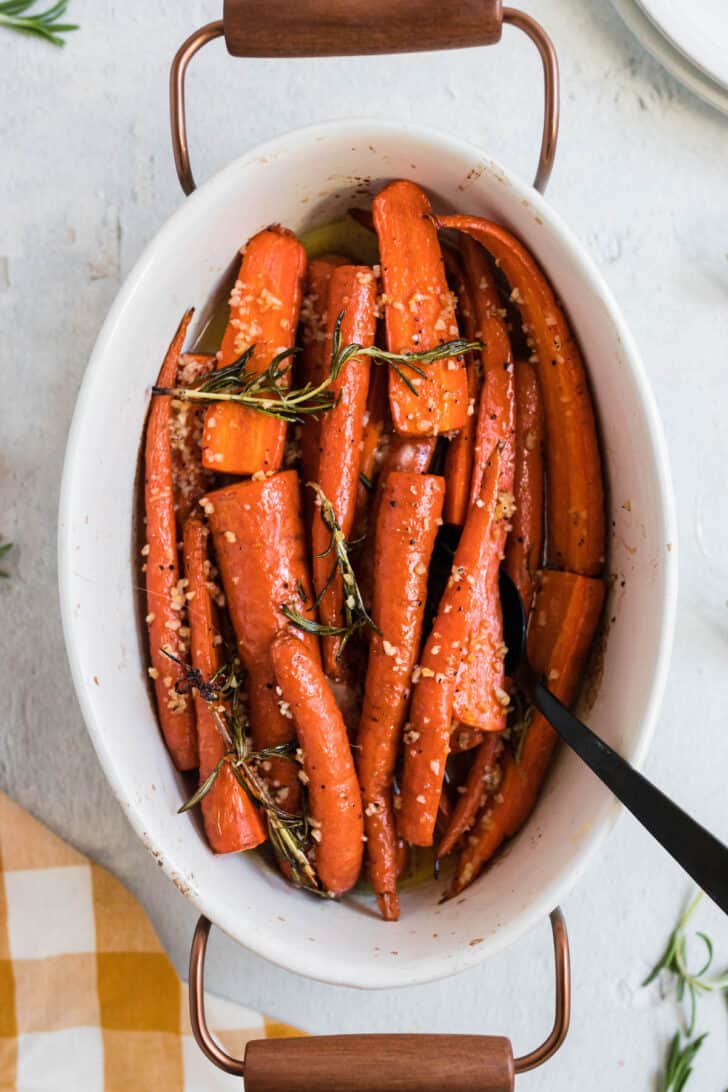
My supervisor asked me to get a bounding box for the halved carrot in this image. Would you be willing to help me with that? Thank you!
[202,226,306,476]
[312,265,377,676]
[144,311,197,771]
[449,568,605,896]
[357,471,445,920]
[183,514,266,853]
[505,361,545,613]
[171,353,215,532]
[373,181,469,436]
[397,452,502,847]
[437,733,503,860]
[442,249,479,526]
[438,215,605,576]
[299,255,348,510]
[271,634,364,895]
[204,471,318,805]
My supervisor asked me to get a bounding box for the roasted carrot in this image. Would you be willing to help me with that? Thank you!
[357,471,445,920]
[202,226,306,476]
[505,361,545,612]
[183,514,266,853]
[373,181,469,436]
[358,358,390,487]
[271,634,364,895]
[437,733,502,860]
[449,569,605,896]
[299,255,348,505]
[442,249,479,525]
[171,353,215,532]
[144,310,198,771]
[437,215,605,576]
[449,724,484,753]
[204,471,319,806]
[398,452,502,847]
[312,265,377,676]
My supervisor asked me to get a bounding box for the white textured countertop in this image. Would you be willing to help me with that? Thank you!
[2,0,727,1086]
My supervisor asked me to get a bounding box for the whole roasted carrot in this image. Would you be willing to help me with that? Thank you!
[202,226,306,476]
[397,452,502,847]
[299,255,347,504]
[437,733,502,860]
[171,353,215,532]
[204,472,318,805]
[505,361,545,612]
[313,265,377,676]
[449,569,605,896]
[442,249,479,526]
[373,180,469,436]
[183,514,266,853]
[144,310,197,771]
[357,471,445,920]
[438,215,605,576]
[271,634,364,895]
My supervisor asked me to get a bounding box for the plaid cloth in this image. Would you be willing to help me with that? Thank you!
[0,792,303,1090]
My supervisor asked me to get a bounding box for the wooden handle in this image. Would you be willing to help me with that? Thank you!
[223,0,503,57]
[243,1034,514,1091]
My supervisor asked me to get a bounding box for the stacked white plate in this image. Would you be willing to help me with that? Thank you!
[613,0,728,115]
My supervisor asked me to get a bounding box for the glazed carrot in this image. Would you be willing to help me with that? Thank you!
[271,634,364,895]
[398,453,502,847]
[505,361,545,612]
[358,359,389,487]
[202,226,307,476]
[171,353,215,531]
[373,180,469,436]
[183,514,267,853]
[144,311,197,771]
[312,265,377,677]
[442,250,479,525]
[449,724,484,753]
[449,569,605,896]
[437,215,605,576]
[437,733,502,860]
[357,471,445,920]
[299,255,348,503]
[204,472,318,806]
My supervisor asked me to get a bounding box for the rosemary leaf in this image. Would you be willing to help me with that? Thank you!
[0,0,78,45]
[660,1030,707,1092]
[178,759,225,814]
[0,540,12,579]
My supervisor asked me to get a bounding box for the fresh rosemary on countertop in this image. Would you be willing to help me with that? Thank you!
[154,310,482,422]
[0,0,77,45]
[168,654,322,894]
[0,541,13,579]
[659,1030,708,1092]
[281,482,379,657]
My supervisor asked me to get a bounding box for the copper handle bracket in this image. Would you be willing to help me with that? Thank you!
[187,907,571,1084]
[169,8,558,197]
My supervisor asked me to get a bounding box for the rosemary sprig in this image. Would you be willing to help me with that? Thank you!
[643,891,728,1034]
[0,0,78,45]
[281,482,379,658]
[167,654,322,894]
[659,1030,708,1092]
[0,540,12,579]
[154,309,482,423]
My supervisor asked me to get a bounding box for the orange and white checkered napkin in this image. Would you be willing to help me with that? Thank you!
[0,792,303,1091]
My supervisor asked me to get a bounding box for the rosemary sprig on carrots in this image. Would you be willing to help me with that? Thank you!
[154,311,482,423]
[281,482,379,656]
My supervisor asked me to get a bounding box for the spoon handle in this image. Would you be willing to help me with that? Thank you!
[533,681,728,914]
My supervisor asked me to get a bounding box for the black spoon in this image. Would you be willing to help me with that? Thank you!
[499,568,728,915]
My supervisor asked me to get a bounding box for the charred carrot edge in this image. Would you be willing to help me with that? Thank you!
[397,452,502,847]
[271,634,364,895]
[299,255,348,528]
[204,471,318,807]
[373,180,469,436]
[202,226,307,476]
[438,215,605,576]
[442,249,479,526]
[144,310,198,771]
[172,353,216,532]
[449,569,605,896]
[437,733,502,860]
[183,514,266,853]
[313,265,377,677]
[357,471,445,920]
[505,361,545,613]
